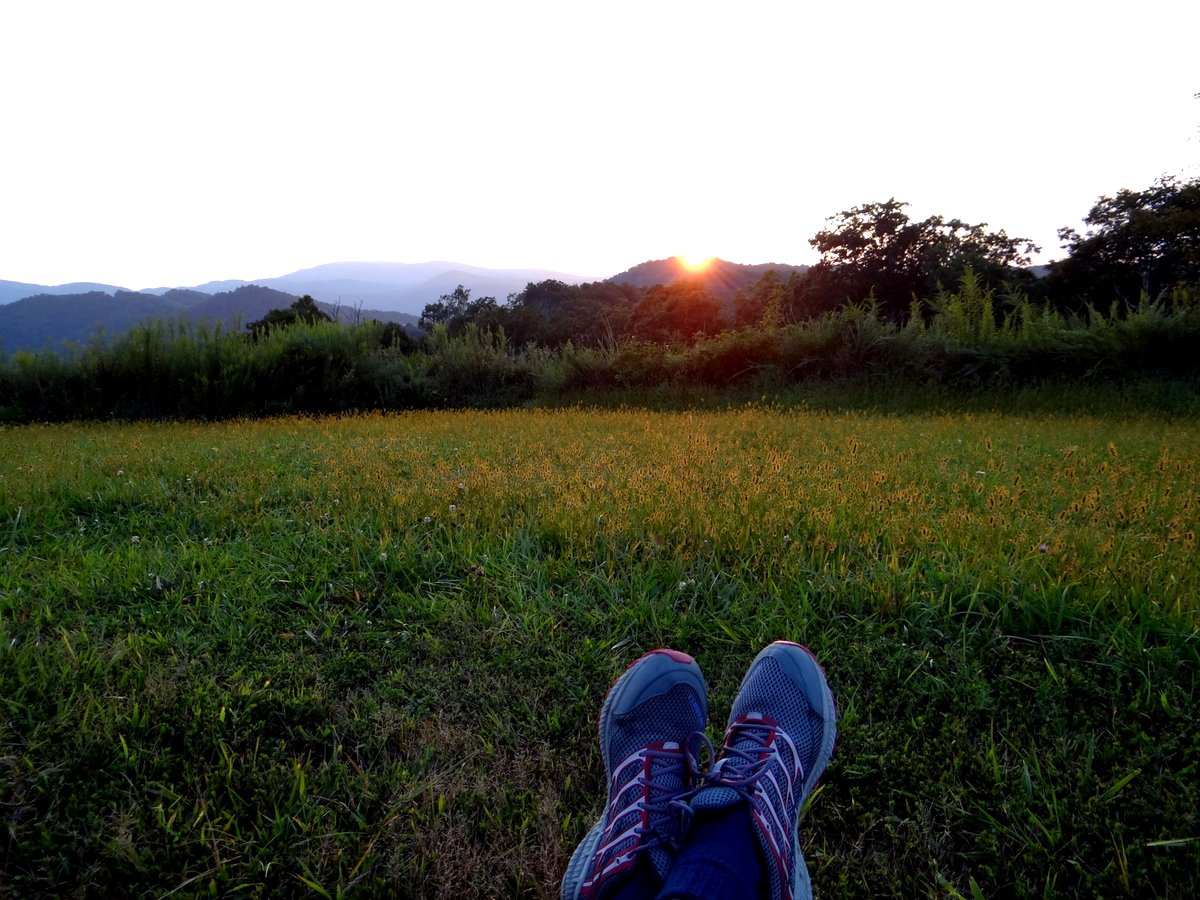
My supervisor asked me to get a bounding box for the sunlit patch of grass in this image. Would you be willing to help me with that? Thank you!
[1,403,1197,896]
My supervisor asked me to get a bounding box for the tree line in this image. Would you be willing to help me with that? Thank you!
[419,175,1200,346]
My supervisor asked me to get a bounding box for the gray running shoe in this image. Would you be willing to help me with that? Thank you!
[689,641,837,900]
[561,649,708,900]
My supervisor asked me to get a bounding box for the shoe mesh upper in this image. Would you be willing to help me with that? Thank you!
[731,657,825,782]
[608,684,705,767]
[689,647,835,900]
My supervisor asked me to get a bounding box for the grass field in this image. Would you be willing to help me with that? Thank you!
[2,399,1198,896]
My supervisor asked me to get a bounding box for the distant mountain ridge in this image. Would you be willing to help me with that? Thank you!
[0,279,133,305]
[0,285,419,354]
[1,261,598,314]
[143,261,598,315]
[610,257,809,302]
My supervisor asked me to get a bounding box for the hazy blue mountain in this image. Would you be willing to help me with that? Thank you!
[0,291,185,352]
[4,262,597,315]
[242,261,598,314]
[136,262,597,315]
[1,279,132,305]
[167,279,252,295]
[0,284,419,354]
[183,285,418,330]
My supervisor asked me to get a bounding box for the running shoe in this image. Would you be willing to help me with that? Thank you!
[561,648,708,900]
[689,641,837,900]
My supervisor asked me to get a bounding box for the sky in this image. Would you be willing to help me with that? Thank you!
[2,0,1197,290]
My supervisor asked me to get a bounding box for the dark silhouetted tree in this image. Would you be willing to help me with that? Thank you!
[802,200,1037,319]
[246,295,332,338]
[1049,175,1200,307]
[418,286,503,336]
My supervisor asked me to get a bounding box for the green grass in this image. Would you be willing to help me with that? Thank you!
[1,396,1197,896]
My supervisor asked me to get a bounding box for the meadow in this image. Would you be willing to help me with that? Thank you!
[1,400,1197,897]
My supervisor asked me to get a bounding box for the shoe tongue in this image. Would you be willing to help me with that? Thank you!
[642,748,687,881]
[690,758,744,811]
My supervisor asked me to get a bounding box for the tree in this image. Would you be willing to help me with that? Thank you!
[418,285,472,333]
[246,295,332,337]
[627,280,724,342]
[732,269,786,330]
[503,279,581,345]
[418,285,503,336]
[373,320,419,353]
[500,280,641,347]
[1050,175,1200,306]
[802,200,1038,319]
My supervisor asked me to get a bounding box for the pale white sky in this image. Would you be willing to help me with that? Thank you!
[1,0,1196,290]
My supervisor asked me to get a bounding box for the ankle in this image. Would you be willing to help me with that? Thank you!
[657,806,764,900]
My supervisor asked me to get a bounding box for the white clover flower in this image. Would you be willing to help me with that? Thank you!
[130,535,140,545]
[423,516,432,524]
[448,504,457,512]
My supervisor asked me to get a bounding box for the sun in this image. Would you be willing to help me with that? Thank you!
[678,253,715,272]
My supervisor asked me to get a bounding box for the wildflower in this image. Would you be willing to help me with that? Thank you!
[679,578,696,590]
[116,469,124,477]
[1037,543,1050,553]
[379,551,388,562]
[783,534,792,544]
[423,516,432,524]
[448,504,457,512]
[975,470,987,476]
[130,535,140,545]
[457,483,466,491]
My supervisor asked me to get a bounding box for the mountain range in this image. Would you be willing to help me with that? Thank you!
[0,258,809,354]
[0,285,409,355]
[0,261,594,313]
